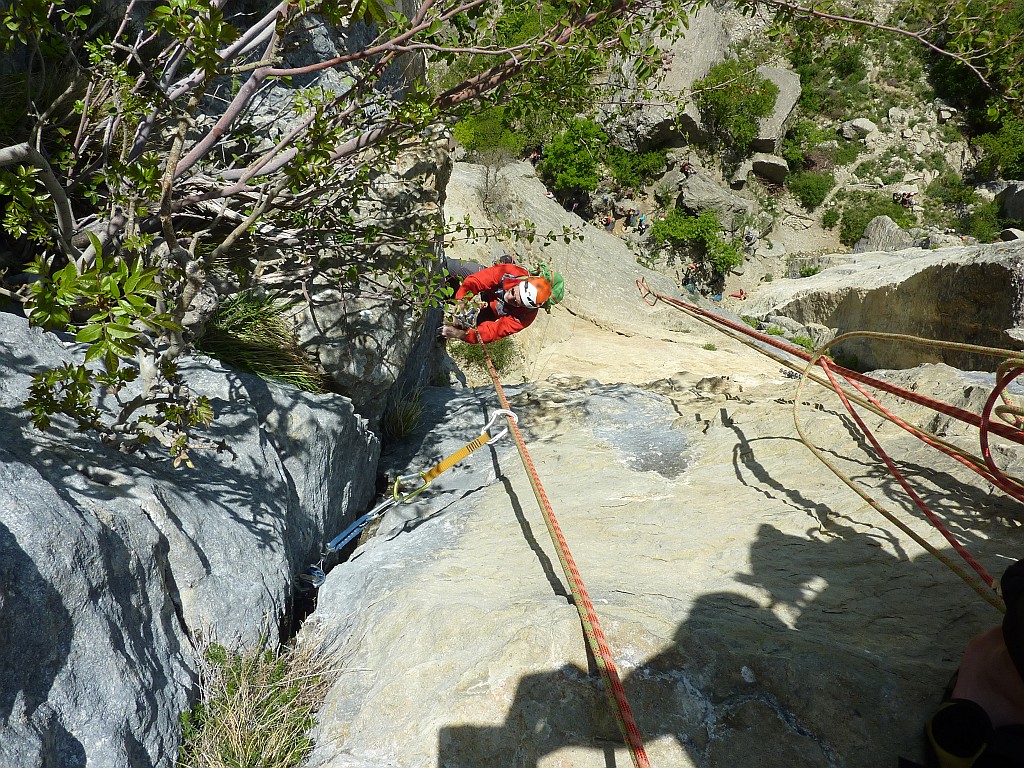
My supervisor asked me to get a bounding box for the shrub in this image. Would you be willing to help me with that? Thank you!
[538,118,607,195]
[966,201,1002,242]
[606,146,668,191]
[765,326,786,335]
[451,106,524,155]
[702,343,718,351]
[694,58,779,156]
[838,193,916,246]
[975,117,1024,180]
[741,315,760,329]
[196,292,330,393]
[799,265,821,278]
[788,171,835,210]
[791,335,816,353]
[822,208,840,228]
[650,209,742,275]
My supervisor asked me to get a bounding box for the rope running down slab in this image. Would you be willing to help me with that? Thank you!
[477,340,651,768]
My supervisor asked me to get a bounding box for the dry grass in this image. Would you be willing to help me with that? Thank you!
[178,636,339,768]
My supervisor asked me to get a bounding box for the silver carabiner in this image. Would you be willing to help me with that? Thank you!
[483,408,517,442]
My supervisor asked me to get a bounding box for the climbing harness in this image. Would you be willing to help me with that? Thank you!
[637,278,1022,612]
[476,338,651,768]
[301,408,517,590]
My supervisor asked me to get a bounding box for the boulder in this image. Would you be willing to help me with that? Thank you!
[838,118,877,139]
[1001,228,1024,241]
[744,241,1024,371]
[751,152,789,185]
[677,171,769,234]
[0,312,379,767]
[996,182,1024,221]
[853,215,915,253]
[751,67,802,153]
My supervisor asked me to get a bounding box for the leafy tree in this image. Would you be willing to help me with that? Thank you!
[838,193,917,245]
[538,118,607,195]
[0,0,686,460]
[650,209,742,275]
[693,58,778,156]
[606,146,668,191]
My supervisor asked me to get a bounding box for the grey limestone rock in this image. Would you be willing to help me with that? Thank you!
[839,118,877,139]
[853,215,916,253]
[997,182,1024,221]
[752,67,801,154]
[751,152,790,185]
[601,6,728,151]
[0,312,379,767]
[745,241,1024,370]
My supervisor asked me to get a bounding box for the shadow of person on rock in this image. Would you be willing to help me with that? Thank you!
[438,521,977,767]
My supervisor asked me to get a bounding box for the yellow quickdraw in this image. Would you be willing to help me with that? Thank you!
[393,409,517,503]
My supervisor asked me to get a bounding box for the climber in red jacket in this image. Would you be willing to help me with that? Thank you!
[440,259,552,344]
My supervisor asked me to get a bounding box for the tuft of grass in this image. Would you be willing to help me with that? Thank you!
[765,326,786,336]
[450,335,518,373]
[741,315,761,329]
[197,292,330,393]
[702,343,718,351]
[799,265,821,278]
[790,335,815,353]
[178,638,337,768]
[382,388,424,441]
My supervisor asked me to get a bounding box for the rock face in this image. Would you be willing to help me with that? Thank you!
[263,139,452,427]
[0,313,379,767]
[302,368,1022,767]
[601,6,728,151]
[744,242,1024,370]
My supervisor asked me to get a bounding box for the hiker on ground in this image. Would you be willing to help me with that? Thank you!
[440,259,552,344]
[924,558,1024,767]
[681,161,697,177]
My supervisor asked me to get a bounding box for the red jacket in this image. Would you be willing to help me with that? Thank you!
[454,263,538,344]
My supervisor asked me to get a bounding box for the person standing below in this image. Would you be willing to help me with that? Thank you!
[440,259,553,344]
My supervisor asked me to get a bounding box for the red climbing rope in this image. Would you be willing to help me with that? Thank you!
[637,279,1018,611]
[478,340,651,768]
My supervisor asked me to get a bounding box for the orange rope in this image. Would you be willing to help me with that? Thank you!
[478,341,651,768]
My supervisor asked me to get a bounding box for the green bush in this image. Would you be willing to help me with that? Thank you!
[702,343,718,351]
[538,118,607,195]
[606,146,667,191]
[822,208,840,228]
[791,335,816,353]
[694,58,779,156]
[650,209,742,275]
[798,265,821,278]
[926,173,977,210]
[966,201,1002,242]
[838,193,917,246]
[788,171,835,210]
[975,117,1024,180]
[196,292,330,393]
[451,106,524,155]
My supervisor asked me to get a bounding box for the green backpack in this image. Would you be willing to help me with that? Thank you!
[532,263,565,311]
